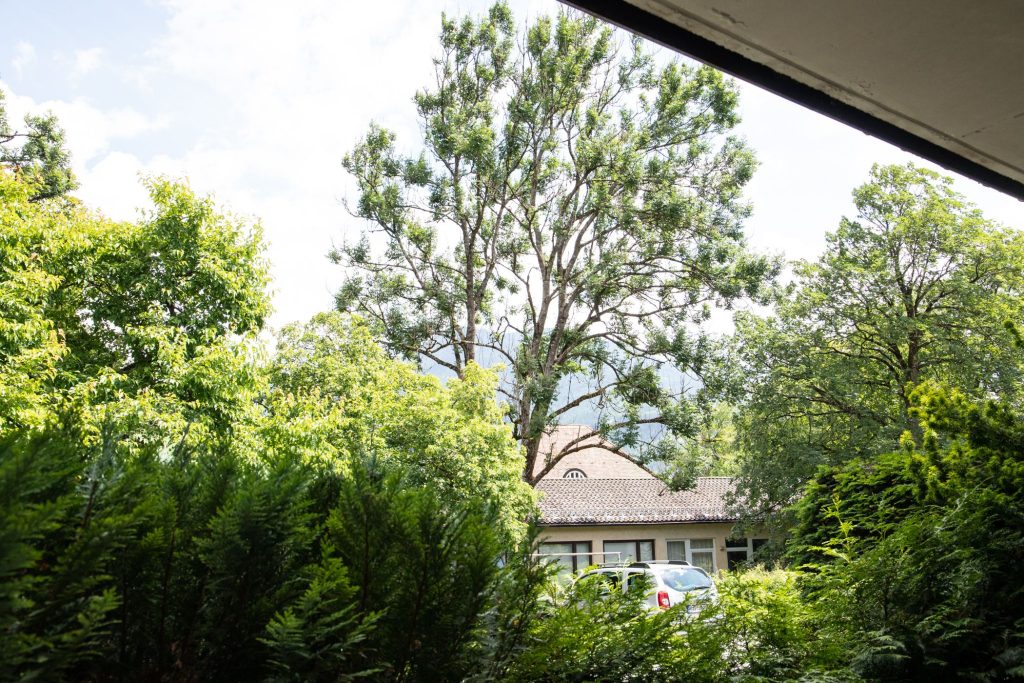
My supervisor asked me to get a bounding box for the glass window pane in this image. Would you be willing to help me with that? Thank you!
[725,537,748,548]
[575,541,593,569]
[540,543,575,580]
[690,538,714,550]
[603,541,636,563]
[599,570,622,590]
[625,570,651,594]
[540,544,573,557]
[639,541,654,561]
[752,538,769,553]
[691,551,715,573]
[541,542,572,557]
[667,541,686,562]
[661,568,713,591]
[727,550,748,570]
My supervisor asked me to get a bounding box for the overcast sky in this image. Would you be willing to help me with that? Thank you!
[3,0,1021,331]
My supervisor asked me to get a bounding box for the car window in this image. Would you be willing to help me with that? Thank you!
[579,569,621,591]
[659,567,713,591]
[624,571,654,594]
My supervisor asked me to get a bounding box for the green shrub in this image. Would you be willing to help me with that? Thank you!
[0,427,543,682]
[792,386,1024,680]
[508,573,729,682]
[716,568,856,681]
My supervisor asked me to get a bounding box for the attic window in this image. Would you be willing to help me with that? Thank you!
[563,468,587,479]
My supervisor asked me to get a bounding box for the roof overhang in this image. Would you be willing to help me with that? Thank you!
[565,0,1024,200]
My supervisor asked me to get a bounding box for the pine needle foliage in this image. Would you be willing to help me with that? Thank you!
[0,425,545,682]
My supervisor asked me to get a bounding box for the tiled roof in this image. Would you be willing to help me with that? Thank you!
[536,477,737,525]
[532,425,654,480]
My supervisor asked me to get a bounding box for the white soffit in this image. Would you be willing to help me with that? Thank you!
[570,0,1024,199]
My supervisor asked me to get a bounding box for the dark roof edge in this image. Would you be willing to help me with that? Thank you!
[562,0,1024,201]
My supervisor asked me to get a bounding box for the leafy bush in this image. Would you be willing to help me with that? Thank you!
[506,566,862,682]
[716,568,855,681]
[508,573,728,682]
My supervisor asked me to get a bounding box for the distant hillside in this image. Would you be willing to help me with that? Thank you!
[418,331,696,469]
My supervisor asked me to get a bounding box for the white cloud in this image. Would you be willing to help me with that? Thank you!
[0,83,168,166]
[5,0,1020,333]
[11,41,34,78]
[75,151,149,219]
[132,0,523,326]
[60,103,167,164]
[73,47,104,76]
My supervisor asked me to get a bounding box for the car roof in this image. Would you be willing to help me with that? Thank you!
[583,563,710,577]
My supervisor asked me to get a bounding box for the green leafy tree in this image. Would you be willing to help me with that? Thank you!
[0,89,78,201]
[0,173,67,430]
[733,163,1024,516]
[1,136,553,682]
[336,3,777,483]
[262,312,536,542]
[45,178,269,382]
[663,402,742,488]
[0,167,270,444]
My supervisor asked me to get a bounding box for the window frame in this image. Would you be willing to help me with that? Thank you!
[666,537,717,572]
[562,468,587,479]
[725,537,770,569]
[602,539,655,564]
[539,540,593,574]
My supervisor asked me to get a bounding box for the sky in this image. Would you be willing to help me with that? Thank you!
[2,0,1022,332]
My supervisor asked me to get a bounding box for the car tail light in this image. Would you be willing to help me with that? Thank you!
[657,591,671,609]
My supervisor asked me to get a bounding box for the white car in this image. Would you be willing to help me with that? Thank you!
[575,561,718,615]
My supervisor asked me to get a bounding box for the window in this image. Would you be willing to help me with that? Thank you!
[603,540,654,564]
[624,570,653,594]
[585,569,622,592]
[563,468,587,479]
[666,538,716,572]
[725,537,769,569]
[539,541,593,579]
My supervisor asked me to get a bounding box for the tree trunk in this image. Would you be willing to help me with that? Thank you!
[904,332,924,444]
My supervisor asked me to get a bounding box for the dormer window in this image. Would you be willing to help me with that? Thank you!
[563,468,587,479]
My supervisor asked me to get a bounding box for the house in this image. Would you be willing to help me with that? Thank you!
[534,425,765,576]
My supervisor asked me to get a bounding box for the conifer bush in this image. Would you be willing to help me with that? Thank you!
[792,386,1024,680]
[0,425,546,682]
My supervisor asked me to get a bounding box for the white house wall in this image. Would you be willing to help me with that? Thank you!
[540,522,740,573]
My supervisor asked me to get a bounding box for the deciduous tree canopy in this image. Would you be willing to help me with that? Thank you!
[789,384,1024,679]
[732,163,1024,516]
[261,312,536,541]
[0,170,270,443]
[335,3,777,483]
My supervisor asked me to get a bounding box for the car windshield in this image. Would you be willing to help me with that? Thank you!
[660,568,713,592]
